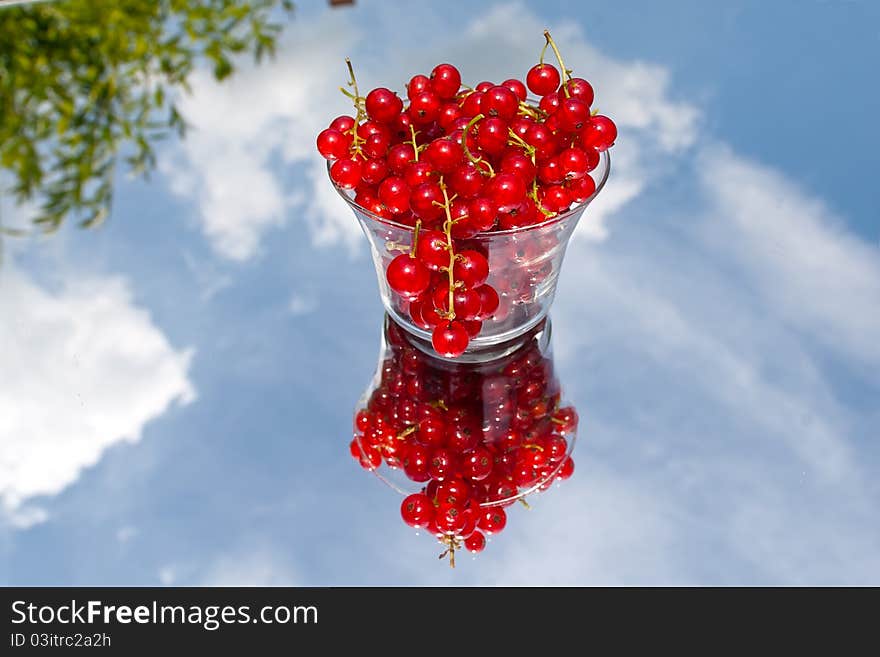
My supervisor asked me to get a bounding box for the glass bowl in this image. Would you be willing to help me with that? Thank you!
[349,314,579,508]
[333,151,610,356]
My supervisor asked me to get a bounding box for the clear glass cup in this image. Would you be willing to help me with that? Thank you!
[350,315,578,509]
[334,151,610,358]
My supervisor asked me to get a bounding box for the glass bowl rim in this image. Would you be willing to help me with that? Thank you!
[329,149,610,237]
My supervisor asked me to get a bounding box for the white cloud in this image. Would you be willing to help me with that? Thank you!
[198,548,298,587]
[0,267,195,525]
[161,2,698,257]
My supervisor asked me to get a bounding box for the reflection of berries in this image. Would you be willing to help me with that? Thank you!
[318,31,615,358]
[350,319,578,566]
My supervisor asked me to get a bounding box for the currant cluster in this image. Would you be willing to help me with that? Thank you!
[317,30,617,358]
[349,320,577,566]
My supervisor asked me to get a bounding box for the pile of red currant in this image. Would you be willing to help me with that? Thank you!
[349,320,577,566]
[317,30,616,358]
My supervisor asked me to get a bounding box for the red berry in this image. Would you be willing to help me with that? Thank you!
[554,406,579,433]
[563,77,594,106]
[401,493,434,528]
[486,172,527,212]
[526,63,560,95]
[433,286,482,320]
[423,138,462,173]
[432,321,469,357]
[462,446,493,480]
[539,91,561,114]
[316,128,351,160]
[409,91,441,125]
[540,184,572,213]
[556,457,575,481]
[467,197,497,231]
[580,115,617,151]
[409,182,445,221]
[434,478,471,509]
[558,97,590,133]
[361,158,389,185]
[449,162,485,199]
[387,143,415,174]
[386,254,430,299]
[402,444,431,482]
[378,176,411,215]
[438,102,462,131]
[365,87,404,124]
[500,151,537,183]
[569,174,597,202]
[363,131,391,158]
[329,115,355,133]
[465,531,486,553]
[537,157,564,185]
[475,285,500,319]
[329,158,362,189]
[475,116,509,155]
[477,507,507,534]
[453,250,489,287]
[558,147,589,180]
[434,505,467,534]
[428,447,457,480]
[407,74,431,100]
[461,91,484,117]
[462,319,482,337]
[404,161,434,187]
[415,229,449,269]
[480,85,519,120]
[430,63,462,99]
[501,78,527,102]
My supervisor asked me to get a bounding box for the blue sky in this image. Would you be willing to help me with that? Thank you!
[1,0,879,585]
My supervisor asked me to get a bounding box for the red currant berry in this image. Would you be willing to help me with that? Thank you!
[480,85,519,120]
[467,197,497,231]
[430,63,462,99]
[361,158,389,185]
[477,507,507,534]
[386,143,415,174]
[501,78,527,102]
[407,74,431,100]
[428,447,457,480]
[401,493,434,528]
[526,63,561,95]
[453,250,489,287]
[539,91,561,114]
[365,87,404,124]
[563,77,594,106]
[580,115,617,151]
[438,102,462,131]
[554,406,579,433]
[537,157,565,185]
[423,138,462,173]
[329,115,355,133]
[558,96,590,133]
[500,151,537,183]
[316,128,351,160]
[378,176,411,215]
[449,162,485,199]
[415,229,449,269]
[409,91,441,125]
[432,286,482,320]
[569,174,597,202]
[363,130,391,158]
[558,147,589,180]
[435,478,471,509]
[486,172,527,212]
[462,446,494,480]
[403,160,434,187]
[540,184,572,213]
[402,443,431,482]
[432,321,469,357]
[409,182,445,221]
[475,284,500,319]
[460,91,484,117]
[329,158,362,189]
[475,116,509,155]
[386,253,430,299]
[462,319,482,337]
[556,456,575,481]
[465,531,486,553]
[434,505,467,534]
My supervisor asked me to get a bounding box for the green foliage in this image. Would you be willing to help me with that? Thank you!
[0,0,294,233]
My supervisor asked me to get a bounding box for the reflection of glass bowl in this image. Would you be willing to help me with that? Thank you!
[333,151,610,354]
[350,314,578,508]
